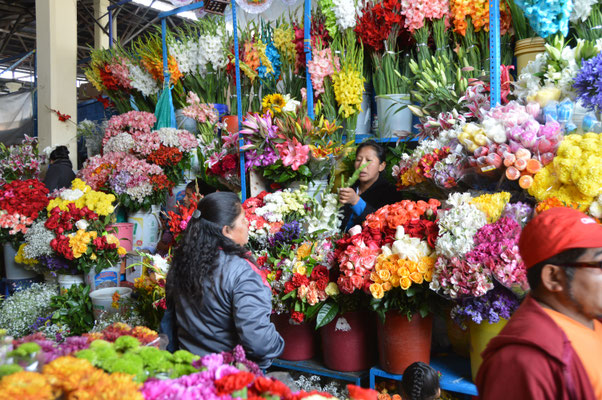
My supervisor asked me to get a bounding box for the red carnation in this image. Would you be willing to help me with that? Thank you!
[253,376,292,398]
[221,153,238,172]
[284,281,295,294]
[291,311,305,323]
[214,371,255,395]
[256,255,267,266]
[316,277,328,291]
[348,385,378,400]
[291,273,309,288]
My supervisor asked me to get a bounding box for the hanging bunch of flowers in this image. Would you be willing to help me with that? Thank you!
[355,0,404,52]
[0,136,46,184]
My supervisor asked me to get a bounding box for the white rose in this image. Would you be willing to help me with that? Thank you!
[75,220,89,231]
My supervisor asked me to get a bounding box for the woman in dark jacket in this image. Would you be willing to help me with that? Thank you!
[339,140,403,230]
[165,192,284,368]
[43,146,76,191]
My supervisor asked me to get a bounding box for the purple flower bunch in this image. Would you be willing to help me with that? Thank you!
[142,345,256,400]
[40,255,79,275]
[501,202,533,227]
[268,221,301,247]
[451,286,521,327]
[13,334,90,363]
[574,52,602,112]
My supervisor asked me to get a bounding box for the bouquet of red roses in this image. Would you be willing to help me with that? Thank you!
[0,179,49,246]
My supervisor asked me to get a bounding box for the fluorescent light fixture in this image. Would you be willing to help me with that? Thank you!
[131,0,198,20]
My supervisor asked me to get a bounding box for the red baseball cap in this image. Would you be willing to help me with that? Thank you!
[519,207,602,269]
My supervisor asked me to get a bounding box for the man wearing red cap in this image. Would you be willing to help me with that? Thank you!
[476,207,602,400]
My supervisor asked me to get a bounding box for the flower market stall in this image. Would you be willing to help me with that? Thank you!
[1,0,602,397]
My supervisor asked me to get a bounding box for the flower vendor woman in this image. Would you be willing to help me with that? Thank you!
[166,192,284,368]
[339,140,403,230]
[43,146,76,192]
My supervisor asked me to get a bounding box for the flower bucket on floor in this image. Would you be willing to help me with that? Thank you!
[3,243,38,279]
[469,319,508,381]
[89,287,132,320]
[376,94,412,139]
[271,313,316,361]
[58,274,84,294]
[377,311,433,374]
[127,205,162,251]
[320,311,375,371]
[222,115,240,134]
[85,265,120,291]
[107,223,134,253]
[514,37,545,74]
[446,314,470,358]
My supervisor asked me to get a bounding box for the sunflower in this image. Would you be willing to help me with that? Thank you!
[262,94,287,116]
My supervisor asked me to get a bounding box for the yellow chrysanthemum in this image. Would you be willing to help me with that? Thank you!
[470,192,511,223]
[296,242,312,259]
[15,243,38,266]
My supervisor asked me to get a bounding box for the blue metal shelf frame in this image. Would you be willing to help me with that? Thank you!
[369,355,478,396]
[271,358,369,387]
[489,0,501,107]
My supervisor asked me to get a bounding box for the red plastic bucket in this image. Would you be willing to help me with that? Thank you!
[271,313,316,361]
[320,311,375,371]
[107,223,134,253]
[377,311,432,374]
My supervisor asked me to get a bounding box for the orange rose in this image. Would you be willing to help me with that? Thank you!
[390,275,400,287]
[410,272,424,284]
[383,282,393,291]
[370,271,382,284]
[397,266,410,278]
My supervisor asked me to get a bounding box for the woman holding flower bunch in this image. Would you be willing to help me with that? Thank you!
[339,140,403,231]
[166,192,284,368]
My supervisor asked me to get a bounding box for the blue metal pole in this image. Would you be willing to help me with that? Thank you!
[158,2,205,18]
[108,8,114,49]
[161,18,169,83]
[489,0,501,107]
[232,0,246,201]
[304,0,314,119]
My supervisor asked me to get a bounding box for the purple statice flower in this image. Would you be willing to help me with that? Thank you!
[574,52,602,112]
[109,170,131,194]
[29,315,52,332]
[501,202,533,227]
[40,256,79,275]
[268,221,301,247]
[451,286,521,328]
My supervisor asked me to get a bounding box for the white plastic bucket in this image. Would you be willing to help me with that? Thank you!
[58,274,84,294]
[85,265,120,291]
[166,182,188,214]
[355,91,372,135]
[127,205,162,251]
[89,287,132,320]
[3,243,38,279]
[183,151,200,181]
[376,94,412,138]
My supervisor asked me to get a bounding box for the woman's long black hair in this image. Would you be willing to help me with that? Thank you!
[166,192,252,303]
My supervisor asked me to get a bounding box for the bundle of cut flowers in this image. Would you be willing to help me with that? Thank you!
[458,101,563,189]
[529,132,602,211]
[101,111,198,185]
[431,193,529,299]
[392,136,468,195]
[129,253,171,330]
[0,283,58,338]
[0,135,47,184]
[17,179,126,276]
[0,178,49,248]
[79,151,174,212]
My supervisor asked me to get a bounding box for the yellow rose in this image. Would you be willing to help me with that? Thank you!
[390,275,400,287]
[369,283,384,299]
[400,277,412,290]
[295,263,307,276]
[378,269,391,282]
[370,271,382,284]
[325,282,340,296]
[383,282,393,291]
[296,243,312,259]
[117,247,127,256]
[90,253,97,261]
[397,267,410,279]
[424,269,433,282]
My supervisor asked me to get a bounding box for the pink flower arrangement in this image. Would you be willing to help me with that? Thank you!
[107,58,132,90]
[275,136,310,171]
[432,256,495,298]
[103,111,157,145]
[182,92,219,125]
[400,0,450,32]
[0,213,33,235]
[307,47,340,97]
[335,225,381,294]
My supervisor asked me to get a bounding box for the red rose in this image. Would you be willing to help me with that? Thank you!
[315,277,328,291]
[291,311,305,323]
[347,385,378,400]
[337,276,355,294]
[214,371,255,395]
[291,273,309,288]
[45,217,59,231]
[310,265,328,281]
[256,255,267,266]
